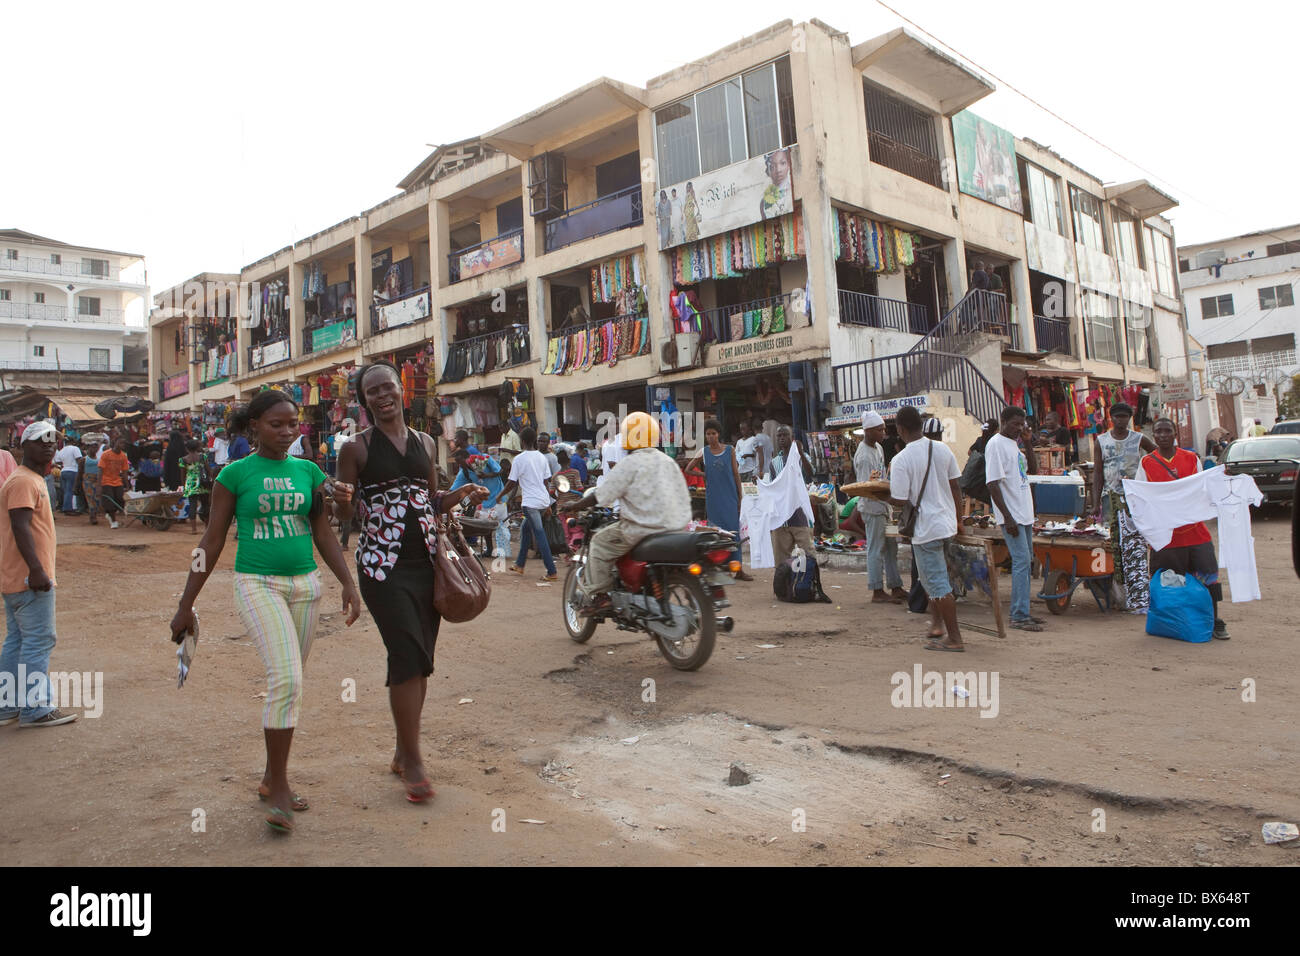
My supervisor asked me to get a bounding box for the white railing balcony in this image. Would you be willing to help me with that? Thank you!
[0,301,125,324]
[0,256,124,282]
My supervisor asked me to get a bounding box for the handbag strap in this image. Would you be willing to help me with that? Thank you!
[914,439,934,511]
[1146,451,1180,480]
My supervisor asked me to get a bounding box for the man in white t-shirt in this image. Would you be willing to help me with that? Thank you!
[212,428,230,468]
[735,419,759,483]
[985,406,1044,632]
[53,440,83,514]
[598,435,626,487]
[889,406,964,651]
[501,426,558,580]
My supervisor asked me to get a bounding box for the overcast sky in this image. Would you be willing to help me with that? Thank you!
[4,0,1295,306]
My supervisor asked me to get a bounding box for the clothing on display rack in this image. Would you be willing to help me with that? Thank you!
[668,212,805,284]
[831,211,917,272]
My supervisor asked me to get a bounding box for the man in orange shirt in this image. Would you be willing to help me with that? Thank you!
[0,421,78,727]
[98,437,131,530]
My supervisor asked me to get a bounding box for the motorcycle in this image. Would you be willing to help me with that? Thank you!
[560,503,737,671]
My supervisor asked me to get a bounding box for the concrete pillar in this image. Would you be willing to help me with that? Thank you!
[1010,258,1034,349]
[235,279,251,378]
[186,318,199,401]
[289,259,305,365]
[354,229,372,340]
[148,321,161,403]
[788,27,837,331]
[430,198,450,289]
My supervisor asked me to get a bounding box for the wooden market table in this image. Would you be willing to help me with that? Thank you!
[888,527,1007,639]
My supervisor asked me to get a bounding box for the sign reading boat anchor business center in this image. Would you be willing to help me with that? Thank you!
[711,334,794,375]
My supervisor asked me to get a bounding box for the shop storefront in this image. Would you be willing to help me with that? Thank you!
[541,253,651,376]
[440,377,537,461]
[246,275,291,374]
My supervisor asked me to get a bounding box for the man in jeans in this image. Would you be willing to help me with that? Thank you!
[0,421,78,728]
[985,406,1046,632]
[854,411,907,603]
[53,439,82,514]
[501,426,558,582]
[889,406,965,651]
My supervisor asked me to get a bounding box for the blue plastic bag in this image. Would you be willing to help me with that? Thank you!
[1145,570,1213,643]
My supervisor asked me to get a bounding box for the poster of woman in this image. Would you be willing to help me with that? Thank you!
[656,146,796,250]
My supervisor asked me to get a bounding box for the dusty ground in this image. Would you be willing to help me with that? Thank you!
[1,506,1298,866]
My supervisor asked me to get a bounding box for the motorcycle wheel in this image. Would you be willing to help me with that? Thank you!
[562,564,597,643]
[655,572,716,671]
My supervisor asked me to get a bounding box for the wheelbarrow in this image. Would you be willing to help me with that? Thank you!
[123,491,186,531]
[1034,535,1115,615]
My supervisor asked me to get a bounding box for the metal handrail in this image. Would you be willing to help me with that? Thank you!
[448,228,524,284]
[303,315,356,354]
[1033,314,1072,355]
[837,289,930,335]
[543,185,644,253]
[3,360,123,372]
[441,324,531,382]
[547,311,648,338]
[0,257,122,281]
[905,289,1009,356]
[0,301,125,324]
[245,336,291,374]
[833,349,1006,426]
[692,292,797,344]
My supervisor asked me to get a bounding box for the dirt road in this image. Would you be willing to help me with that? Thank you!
[1,509,1297,866]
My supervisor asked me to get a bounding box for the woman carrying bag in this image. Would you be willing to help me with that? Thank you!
[335,362,489,804]
[169,389,362,835]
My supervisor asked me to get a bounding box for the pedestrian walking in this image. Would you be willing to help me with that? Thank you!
[501,427,559,581]
[97,437,130,530]
[0,421,78,728]
[686,419,753,581]
[170,389,362,835]
[53,440,82,514]
[182,439,211,534]
[854,411,907,603]
[335,362,489,803]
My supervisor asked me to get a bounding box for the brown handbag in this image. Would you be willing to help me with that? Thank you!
[432,511,492,622]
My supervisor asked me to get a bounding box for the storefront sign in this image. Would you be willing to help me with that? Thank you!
[161,372,189,399]
[251,338,290,370]
[826,394,928,427]
[311,319,356,352]
[458,232,523,280]
[952,111,1022,213]
[657,147,795,250]
[375,290,430,332]
[1159,381,1192,403]
[709,334,794,376]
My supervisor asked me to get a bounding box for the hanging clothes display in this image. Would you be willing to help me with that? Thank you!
[668,212,805,284]
[831,209,917,272]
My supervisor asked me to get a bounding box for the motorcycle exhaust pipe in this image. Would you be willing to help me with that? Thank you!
[717,616,735,633]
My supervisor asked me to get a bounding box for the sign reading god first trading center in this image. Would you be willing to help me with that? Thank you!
[825,394,928,427]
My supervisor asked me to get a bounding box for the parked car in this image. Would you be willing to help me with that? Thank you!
[1221,435,1300,504]
[1270,419,1300,435]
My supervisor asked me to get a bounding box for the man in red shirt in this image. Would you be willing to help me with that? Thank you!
[1136,417,1227,639]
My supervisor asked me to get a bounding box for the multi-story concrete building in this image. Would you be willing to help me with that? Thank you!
[1177,224,1299,432]
[153,18,1197,461]
[1,228,148,374]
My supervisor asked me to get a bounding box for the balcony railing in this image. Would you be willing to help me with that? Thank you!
[0,256,123,282]
[906,289,1010,358]
[0,301,125,324]
[369,285,431,335]
[837,289,930,335]
[303,317,357,355]
[867,131,944,189]
[542,313,651,374]
[544,186,644,253]
[692,292,800,344]
[833,349,1006,427]
[245,336,291,374]
[448,228,524,284]
[5,360,123,372]
[1033,315,1072,355]
[439,324,530,384]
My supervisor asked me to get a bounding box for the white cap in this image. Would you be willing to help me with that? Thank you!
[22,420,58,443]
[861,411,885,429]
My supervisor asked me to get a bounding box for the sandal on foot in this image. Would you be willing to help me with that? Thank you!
[265,807,295,833]
[1010,619,1044,632]
[507,565,524,576]
[258,785,309,812]
[923,639,965,652]
[402,773,436,804]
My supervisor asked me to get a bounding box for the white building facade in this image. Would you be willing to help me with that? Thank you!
[0,229,149,374]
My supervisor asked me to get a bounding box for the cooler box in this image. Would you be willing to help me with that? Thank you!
[1029,474,1085,516]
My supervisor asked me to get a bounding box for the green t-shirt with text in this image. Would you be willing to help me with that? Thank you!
[215,453,326,575]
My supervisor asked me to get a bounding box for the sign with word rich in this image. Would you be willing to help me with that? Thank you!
[708,333,795,376]
[825,394,928,427]
[376,290,430,332]
[251,338,290,370]
[311,319,356,352]
[457,232,522,280]
[952,110,1022,213]
[656,146,795,250]
[161,372,189,399]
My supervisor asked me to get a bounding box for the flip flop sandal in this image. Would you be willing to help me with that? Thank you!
[402,773,436,804]
[265,807,295,834]
[1010,620,1044,632]
[258,785,308,812]
[923,639,965,652]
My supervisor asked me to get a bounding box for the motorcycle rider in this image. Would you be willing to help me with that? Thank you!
[560,412,692,617]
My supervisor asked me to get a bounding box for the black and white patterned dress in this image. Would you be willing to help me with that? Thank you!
[355,428,445,685]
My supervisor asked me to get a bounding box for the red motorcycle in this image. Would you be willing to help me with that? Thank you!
[562,508,737,671]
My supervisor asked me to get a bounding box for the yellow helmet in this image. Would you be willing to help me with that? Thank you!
[621,411,660,451]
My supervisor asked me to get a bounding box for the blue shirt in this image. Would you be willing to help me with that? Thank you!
[451,456,504,508]
[228,435,251,461]
[573,455,588,484]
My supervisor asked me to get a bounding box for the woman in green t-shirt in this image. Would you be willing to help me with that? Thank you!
[170,389,361,835]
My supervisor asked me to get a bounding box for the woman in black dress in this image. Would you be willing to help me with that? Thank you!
[335,362,488,803]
